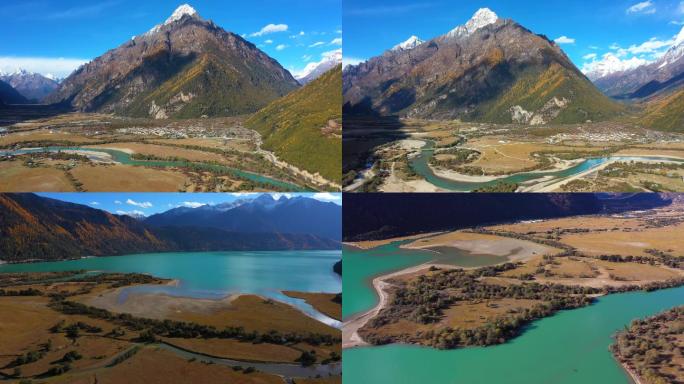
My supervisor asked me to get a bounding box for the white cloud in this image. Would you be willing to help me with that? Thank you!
[89,201,100,206]
[336,29,342,34]
[582,52,651,78]
[180,201,206,208]
[554,36,576,44]
[114,200,122,205]
[0,56,88,78]
[276,44,288,51]
[302,54,312,62]
[679,0,684,13]
[312,192,341,203]
[116,210,145,217]
[671,20,684,25]
[583,53,597,60]
[126,199,152,209]
[627,1,656,14]
[299,31,305,36]
[611,37,675,58]
[250,23,288,37]
[329,37,342,46]
[291,49,342,78]
[343,56,365,68]
[309,41,325,48]
[264,39,273,44]
[589,45,599,50]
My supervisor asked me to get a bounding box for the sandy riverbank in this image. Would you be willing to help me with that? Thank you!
[343,262,469,349]
[345,232,442,250]
[427,157,584,184]
[401,231,558,262]
[527,156,684,192]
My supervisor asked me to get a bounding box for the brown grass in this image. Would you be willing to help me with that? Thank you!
[0,161,75,191]
[52,347,284,384]
[0,131,98,146]
[282,291,341,321]
[71,164,187,191]
[561,222,684,257]
[173,295,338,337]
[164,338,301,363]
[86,143,227,163]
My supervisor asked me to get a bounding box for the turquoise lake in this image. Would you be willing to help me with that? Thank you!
[0,250,342,326]
[343,241,684,383]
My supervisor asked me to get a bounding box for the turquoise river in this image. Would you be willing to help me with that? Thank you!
[410,140,684,191]
[0,250,342,327]
[343,241,684,383]
[0,146,308,191]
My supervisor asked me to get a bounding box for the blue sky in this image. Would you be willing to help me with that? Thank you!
[343,0,684,72]
[0,0,341,78]
[36,192,342,216]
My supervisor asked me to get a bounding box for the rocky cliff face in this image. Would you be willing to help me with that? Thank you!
[343,8,621,124]
[45,4,299,118]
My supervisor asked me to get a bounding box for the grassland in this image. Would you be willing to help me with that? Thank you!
[247,65,342,184]
[0,272,341,383]
[283,291,342,321]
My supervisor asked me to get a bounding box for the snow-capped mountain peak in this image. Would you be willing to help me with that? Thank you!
[584,53,650,80]
[447,8,498,39]
[165,4,198,25]
[294,49,342,84]
[392,35,424,51]
[147,4,200,35]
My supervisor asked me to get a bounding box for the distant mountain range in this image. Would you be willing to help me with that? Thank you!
[295,49,342,85]
[343,193,672,241]
[343,8,622,125]
[145,193,342,241]
[44,4,299,119]
[0,70,59,102]
[587,27,684,131]
[0,193,341,263]
[247,65,342,183]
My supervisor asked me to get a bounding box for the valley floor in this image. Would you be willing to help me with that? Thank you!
[0,272,341,384]
[343,200,684,350]
[343,117,684,192]
[0,109,340,192]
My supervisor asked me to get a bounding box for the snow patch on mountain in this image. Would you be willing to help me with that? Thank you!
[294,49,341,84]
[446,8,498,39]
[585,25,684,80]
[147,4,200,35]
[392,36,424,51]
[584,53,651,80]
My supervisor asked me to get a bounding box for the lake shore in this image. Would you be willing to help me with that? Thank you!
[344,232,442,250]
